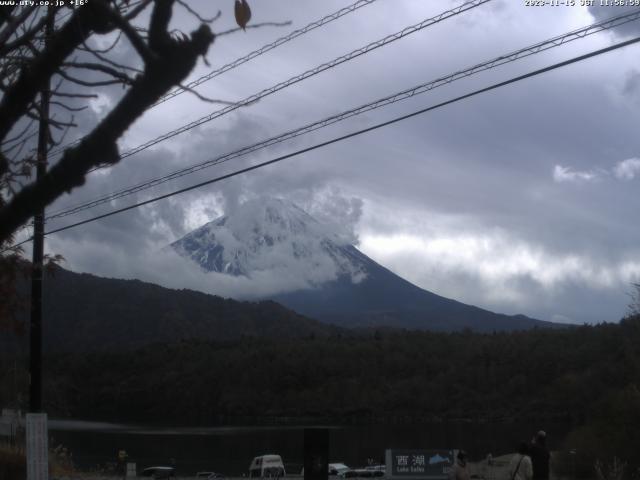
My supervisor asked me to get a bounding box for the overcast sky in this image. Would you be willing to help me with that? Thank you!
[21,0,640,324]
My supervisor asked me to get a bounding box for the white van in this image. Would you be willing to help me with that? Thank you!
[249,454,286,478]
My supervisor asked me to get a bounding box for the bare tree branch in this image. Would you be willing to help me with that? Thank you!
[0,10,51,57]
[0,2,114,161]
[1,118,36,146]
[0,0,282,250]
[123,0,154,21]
[0,6,37,47]
[49,101,88,113]
[51,91,99,99]
[61,61,135,84]
[56,69,131,87]
[0,5,17,32]
[177,1,221,24]
[177,82,235,105]
[148,0,174,51]
[49,118,74,147]
[78,30,123,54]
[216,21,292,37]
[23,110,77,130]
[0,1,215,242]
[103,7,156,63]
[80,44,142,73]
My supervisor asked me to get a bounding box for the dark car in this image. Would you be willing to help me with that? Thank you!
[340,470,384,478]
[196,472,225,479]
[141,466,176,478]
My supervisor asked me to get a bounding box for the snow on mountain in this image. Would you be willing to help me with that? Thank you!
[171,197,556,332]
[171,198,367,287]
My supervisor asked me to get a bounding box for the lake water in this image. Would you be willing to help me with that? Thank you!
[49,420,571,476]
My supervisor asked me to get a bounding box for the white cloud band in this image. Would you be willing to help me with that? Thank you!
[614,157,640,180]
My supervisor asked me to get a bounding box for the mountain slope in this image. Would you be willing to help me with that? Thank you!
[272,245,552,331]
[172,198,557,332]
[7,266,342,353]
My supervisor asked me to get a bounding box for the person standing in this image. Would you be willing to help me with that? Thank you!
[508,443,533,480]
[449,450,471,480]
[530,431,550,480]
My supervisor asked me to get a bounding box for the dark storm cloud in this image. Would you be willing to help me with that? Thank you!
[623,69,640,97]
[588,4,640,37]
[33,0,640,323]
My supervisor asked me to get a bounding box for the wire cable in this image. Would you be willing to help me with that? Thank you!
[47,0,380,157]
[155,0,379,106]
[2,33,634,253]
[48,0,492,165]
[43,8,640,222]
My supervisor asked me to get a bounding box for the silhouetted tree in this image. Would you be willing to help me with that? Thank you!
[628,282,640,317]
[0,0,230,242]
[0,0,268,328]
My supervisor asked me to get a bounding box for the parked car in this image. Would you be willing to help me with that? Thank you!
[329,463,351,476]
[364,466,385,472]
[339,469,384,478]
[196,472,225,479]
[141,466,175,478]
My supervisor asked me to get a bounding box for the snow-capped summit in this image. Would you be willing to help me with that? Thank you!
[171,197,367,283]
[171,197,555,332]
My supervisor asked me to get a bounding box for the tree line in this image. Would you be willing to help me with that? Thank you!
[2,316,638,464]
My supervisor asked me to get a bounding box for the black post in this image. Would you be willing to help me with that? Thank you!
[304,428,329,480]
[29,9,53,413]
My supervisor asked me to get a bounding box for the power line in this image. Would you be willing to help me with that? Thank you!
[49,0,492,166]
[44,8,640,222]
[43,0,494,219]
[47,0,380,158]
[5,33,635,252]
[155,0,379,106]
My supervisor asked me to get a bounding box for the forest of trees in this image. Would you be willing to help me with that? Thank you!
[2,316,639,465]
[3,266,342,353]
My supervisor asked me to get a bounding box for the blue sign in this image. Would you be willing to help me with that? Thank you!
[385,450,455,479]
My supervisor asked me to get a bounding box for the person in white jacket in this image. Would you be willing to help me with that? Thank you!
[508,442,533,480]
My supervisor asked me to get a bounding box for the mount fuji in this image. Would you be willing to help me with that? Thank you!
[171,198,556,332]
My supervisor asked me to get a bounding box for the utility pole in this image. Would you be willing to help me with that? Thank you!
[26,10,55,480]
[29,8,54,414]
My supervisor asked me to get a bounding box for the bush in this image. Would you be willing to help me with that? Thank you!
[0,444,26,480]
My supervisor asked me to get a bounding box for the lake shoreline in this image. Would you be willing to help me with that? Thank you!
[48,414,578,430]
